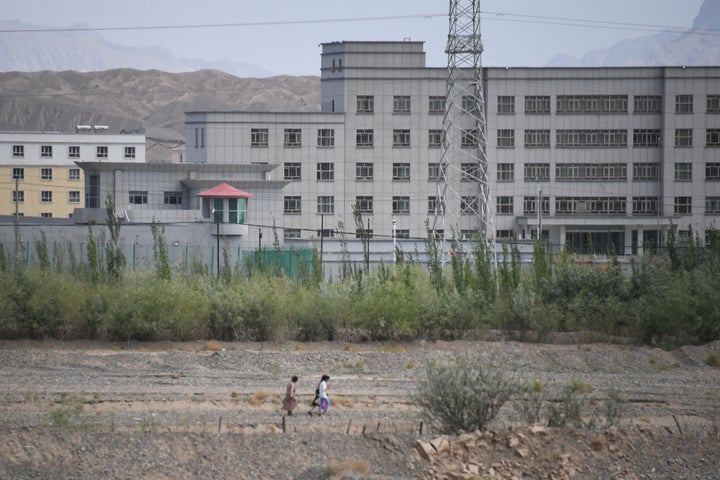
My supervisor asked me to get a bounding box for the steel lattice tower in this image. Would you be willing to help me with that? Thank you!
[432,0,494,261]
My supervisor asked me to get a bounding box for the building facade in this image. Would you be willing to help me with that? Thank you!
[0,130,145,219]
[183,41,720,255]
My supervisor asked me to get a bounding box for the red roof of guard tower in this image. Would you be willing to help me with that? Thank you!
[196,183,253,199]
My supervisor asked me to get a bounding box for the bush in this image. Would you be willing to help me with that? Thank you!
[415,355,520,433]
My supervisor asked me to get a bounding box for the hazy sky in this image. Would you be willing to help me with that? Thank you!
[2,0,706,75]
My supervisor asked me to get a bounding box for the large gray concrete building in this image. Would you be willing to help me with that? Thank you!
[180,41,720,255]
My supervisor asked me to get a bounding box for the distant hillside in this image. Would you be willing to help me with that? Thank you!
[0,20,272,78]
[0,69,320,144]
[547,0,720,66]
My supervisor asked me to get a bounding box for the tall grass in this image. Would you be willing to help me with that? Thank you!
[1,229,719,344]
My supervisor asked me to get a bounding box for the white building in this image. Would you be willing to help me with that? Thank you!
[61,41,720,258]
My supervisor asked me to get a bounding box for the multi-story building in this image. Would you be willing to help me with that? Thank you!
[73,41,720,257]
[0,129,145,218]
[184,41,720,255]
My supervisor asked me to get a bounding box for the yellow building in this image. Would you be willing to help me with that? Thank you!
[0,130,145,218]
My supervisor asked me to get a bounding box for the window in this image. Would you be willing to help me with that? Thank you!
[556,129,627,148]
[524,163,550,182]
[317,162,334,181]
[428,129,443,148]
[251,128,269,147]
[496,230,515,240]
[68,145,80,158]
[707,129,720,147]
[428,196,444,214]
[68,191,81,203]
[284,162,301,180]
[707,95,720,113]
[396,230,410,239]
[357,95,374,113]
[129,190,148,205]
[461,196,478,215]
[524,130,550,148]
[68,168,80,180]
[632,197,659,216]
[12,191,24,203]
[428,163,445,181]
[41,168,53,180]
[392,196,410,214]
[41,191,52,203]
[555,197,626,215]
[674,196,692,215]
[12,167,24,180]
[284,129,302,147]
[523,196,550,215]
[497,163,514,182]
[317,196,334,214]
[525,96,551,114]
[675,163,692,181]
[284,228,301,240]
[392,163,411,181]
[675,129,693,147]
[460,229,478,240]
[497,96,515,114]
[706,197,720,214]
[461,129,478,148]
[317,229,335,238]
[317,129,334,147]
[124,146,136,158]
[461,96,480,115]
[393,95,411,114]
[556,95,628,114]
[12,145,24,157]
[497,129,515,148]
[707,163,720,180]
[163,191,182,205]
[96,146,108,158]
[556,163,627,181]
[41,145,52,158]
[356,129,374,147]
[356,162,373,180]
[496,196,514,215]
[429,96,445,114]
[40,212,52,218]
[393,129,411,147]
[675,95,693,114]
[633,129,661,147]
[461,163,479,182]
[284,196,301,214]
[355,196,373,214]
[634,95,662,113]
[633,163,659,181]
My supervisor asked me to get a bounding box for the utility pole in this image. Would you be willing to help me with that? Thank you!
[392,218,397,264]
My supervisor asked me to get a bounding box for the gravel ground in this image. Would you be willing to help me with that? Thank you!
[0,338,719,479]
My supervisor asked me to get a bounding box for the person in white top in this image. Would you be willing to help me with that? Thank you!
[317,374,330,415]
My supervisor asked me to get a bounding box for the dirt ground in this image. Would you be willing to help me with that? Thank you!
[0,339,718,479]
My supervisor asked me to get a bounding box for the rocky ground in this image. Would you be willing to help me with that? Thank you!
[0,338,719,479]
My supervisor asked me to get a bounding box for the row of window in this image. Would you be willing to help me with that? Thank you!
[239,127,720,149]
[11,145,136,159]
[349,94,720,116]
[128,190,183,205]
[11,167,82,181]
[12,191,81,203]
[282,195,715,217]
[500,128,720,149]
[283,161,720,183]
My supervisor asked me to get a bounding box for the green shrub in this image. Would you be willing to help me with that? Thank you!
[415,355,520,433]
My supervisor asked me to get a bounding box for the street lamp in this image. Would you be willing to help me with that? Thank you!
[392,218,397,264]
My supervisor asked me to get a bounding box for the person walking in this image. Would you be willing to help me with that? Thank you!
[281,375,298,416]
[317,374,330,416]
